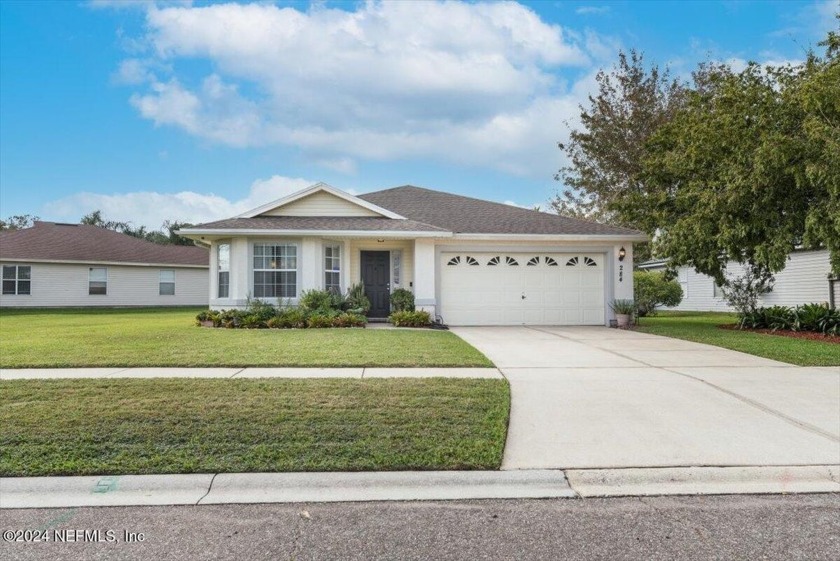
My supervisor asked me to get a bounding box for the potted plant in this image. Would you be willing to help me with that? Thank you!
[610,299,636,328]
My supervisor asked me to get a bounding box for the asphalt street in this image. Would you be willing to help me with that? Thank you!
[1,494,838,561]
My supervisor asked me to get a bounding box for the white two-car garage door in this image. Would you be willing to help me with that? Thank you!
[440,252,605,326]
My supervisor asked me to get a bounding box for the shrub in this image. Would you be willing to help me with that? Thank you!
[793,303,833,332]
[333,313,367,328]
[634,271,682,317]
[389,310,432,327]
[306,314,336,328]
[737,303,839,335]
[609,299,636,315]
[345,282,371,315]
[299,289,345,313]
[389,288,415,312]
[719,268,774,316]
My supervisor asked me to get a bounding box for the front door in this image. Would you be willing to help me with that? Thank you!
[360,250,391,318]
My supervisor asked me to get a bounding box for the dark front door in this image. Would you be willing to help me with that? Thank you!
[361,251,390,317]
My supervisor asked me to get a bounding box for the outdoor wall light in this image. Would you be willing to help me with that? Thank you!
[618,247,626,261]
[377,239,385,243]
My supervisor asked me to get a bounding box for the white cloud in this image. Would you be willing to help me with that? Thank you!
[42,175,313,230]
[116,1,615,178]
[576,6,610,16]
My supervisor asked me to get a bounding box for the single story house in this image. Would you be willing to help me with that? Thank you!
[178,183,647,326]
[0,221,209,307]
[638,249,836,311]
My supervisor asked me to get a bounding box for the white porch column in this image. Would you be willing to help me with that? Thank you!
[301,237,320,294]
[230,237,249,306]
[413,239,437,317]
[208,241,218,304]
[611,243,634,321]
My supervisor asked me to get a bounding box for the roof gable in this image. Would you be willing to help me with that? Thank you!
[239,182,405,220]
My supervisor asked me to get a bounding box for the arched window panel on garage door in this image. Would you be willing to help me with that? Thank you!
[505,256,519,266]
[447,256,461,266]
[527,256,540,266]
[566,257,579,267]
[487,256,501,266]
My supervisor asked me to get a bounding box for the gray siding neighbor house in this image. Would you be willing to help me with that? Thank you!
[638,249,835,311]
[0,222,209,307]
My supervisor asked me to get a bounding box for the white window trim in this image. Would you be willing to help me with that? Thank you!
[251,241,300,300]
[323,243,342,293]
[89,267,108,296]
[2,264,31,296]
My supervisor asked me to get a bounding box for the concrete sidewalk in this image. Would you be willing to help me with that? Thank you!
[0,367,503,380]
[2,465,838,509]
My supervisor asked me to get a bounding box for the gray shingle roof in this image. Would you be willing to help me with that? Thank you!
[359,185,644,236]
[185,216,447,232]
[0,222,209,266]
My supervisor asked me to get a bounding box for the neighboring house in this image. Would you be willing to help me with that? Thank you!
[178,183,646,326]
[638,249,836,311]
[0,222,209,307]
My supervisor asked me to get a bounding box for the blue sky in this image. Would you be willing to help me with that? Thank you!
[1,0,836,229]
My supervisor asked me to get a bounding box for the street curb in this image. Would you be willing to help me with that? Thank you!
[0,471,575,510]
[2,466,837,509]
[565,465,840,497]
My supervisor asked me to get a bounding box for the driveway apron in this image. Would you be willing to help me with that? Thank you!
[451,326,840,470]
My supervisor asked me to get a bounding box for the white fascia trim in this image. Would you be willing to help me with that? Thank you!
[177,229,451,239]
[236,182,407,220]
[451,233,649,242]
[0,258,208,269]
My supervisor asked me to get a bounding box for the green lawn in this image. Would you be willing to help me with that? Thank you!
[0,378,510,476]
[0,308,492,368]
[636,311,840,366]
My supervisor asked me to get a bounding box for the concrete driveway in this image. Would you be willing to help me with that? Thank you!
[451,326,840,470]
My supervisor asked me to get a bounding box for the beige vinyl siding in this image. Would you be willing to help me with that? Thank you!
[261,191,381,217]
[0,262,208,307]
[649,250,832,311]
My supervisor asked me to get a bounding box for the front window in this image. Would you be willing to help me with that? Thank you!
[159,270,175,295]
[2,265,31,295]
[324,244,341,292]
[392,250,402,287]
[218,243,230,298]
[89,267,107,295]
[253,243,297,298]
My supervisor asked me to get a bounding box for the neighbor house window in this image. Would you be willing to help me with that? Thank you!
[159,270,175,295]
[2,265,31,295]
[253,243,297,298]
[713,282,723,298]
[217,243,230,298]
[324,244,341,292]
[89,267,107,295]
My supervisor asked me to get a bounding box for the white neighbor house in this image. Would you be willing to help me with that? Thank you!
[638,249,836,311]
[0,222,209,307]
[178,183,647,326]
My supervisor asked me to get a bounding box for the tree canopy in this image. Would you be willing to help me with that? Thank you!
[556,22,840,280]
[80,210,196,246]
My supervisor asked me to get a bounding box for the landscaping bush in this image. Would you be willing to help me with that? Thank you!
[634,271,682,317]
[345,282,371,315]
[719,268,774,316]
[737,303,838,335]
[195,299,367,330]
[307,313,337,328]
[333,313,367,328]
[300,289,345,313]
[389,310,432,327]
[390,288,415,312]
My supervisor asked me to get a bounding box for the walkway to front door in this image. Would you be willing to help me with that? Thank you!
[361,250,390,318]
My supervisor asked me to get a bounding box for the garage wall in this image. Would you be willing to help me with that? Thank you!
[0,262,208,307]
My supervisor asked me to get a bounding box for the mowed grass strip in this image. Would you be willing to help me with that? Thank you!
[0,378,510,476]
[0,308,492,368]
[636,312,840,366]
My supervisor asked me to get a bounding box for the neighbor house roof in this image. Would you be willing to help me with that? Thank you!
[0,222,209,267]
[360,186,645,237]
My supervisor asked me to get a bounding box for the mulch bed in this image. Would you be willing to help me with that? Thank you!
[718,324,840,344]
